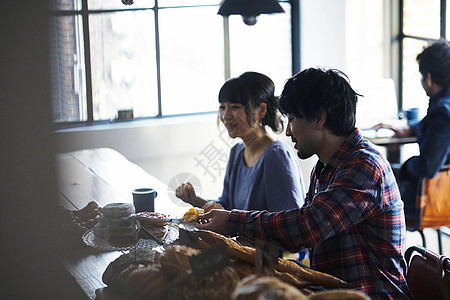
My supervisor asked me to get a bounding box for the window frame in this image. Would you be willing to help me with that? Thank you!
[50,0,300,129]
[397,0,448,110]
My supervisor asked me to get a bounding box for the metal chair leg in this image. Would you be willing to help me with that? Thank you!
[418,229,426,248]
[437,228,443,255]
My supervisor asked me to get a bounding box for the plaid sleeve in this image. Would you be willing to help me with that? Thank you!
[228,208,304,252]
[227,209,249,236]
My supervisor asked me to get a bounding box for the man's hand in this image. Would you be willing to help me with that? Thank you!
[372,122,412,138]
[195,209,231,236]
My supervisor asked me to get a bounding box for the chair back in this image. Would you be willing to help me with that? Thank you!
[405,245,450,300]
[417,164,450,229]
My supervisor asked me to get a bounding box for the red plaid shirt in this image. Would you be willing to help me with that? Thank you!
[228,128,411,299]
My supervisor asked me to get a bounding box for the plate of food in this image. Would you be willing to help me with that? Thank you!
[82,210,179,252]
[82,225,179,252]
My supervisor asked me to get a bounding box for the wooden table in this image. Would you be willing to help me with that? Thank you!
[367,136,417,164]
[56,148,189,299]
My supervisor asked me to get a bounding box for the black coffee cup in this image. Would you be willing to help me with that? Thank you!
[132,188,158,213]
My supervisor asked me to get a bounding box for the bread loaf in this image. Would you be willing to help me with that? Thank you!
[168,266,241,300]
[102,249,159,288]
[124,265,171,300]
[230,261,255,279]
[159,245,200,276]
[232,274,308,300]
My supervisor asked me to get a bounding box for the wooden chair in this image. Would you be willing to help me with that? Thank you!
[406,164,450,254]
[405,245,450,300]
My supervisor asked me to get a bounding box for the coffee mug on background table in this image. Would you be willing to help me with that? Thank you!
[405,108,421,125]
[132,188,158,213]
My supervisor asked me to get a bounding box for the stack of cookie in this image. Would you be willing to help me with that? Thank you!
[135,212,170,240]
[93,203,140,247]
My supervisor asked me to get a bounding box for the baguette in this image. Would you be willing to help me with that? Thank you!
[308,289,370,299]
[197,229,256,265]
[275,259,348,288]
[197,230,348,288]
[273,269,311,288]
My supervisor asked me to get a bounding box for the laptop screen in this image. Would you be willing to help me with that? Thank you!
[355,78,399,138]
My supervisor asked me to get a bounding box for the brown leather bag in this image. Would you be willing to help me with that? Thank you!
[405,245,450,300]
[418,164,450,229]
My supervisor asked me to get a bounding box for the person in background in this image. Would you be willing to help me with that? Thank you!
[195,68,412,299]
[176,71,305,213]
[374,39,450,223]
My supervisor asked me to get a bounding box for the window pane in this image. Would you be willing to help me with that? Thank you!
[49,0,81,11]
[159,0,221,7]
[88,0,154,10]
[402,38,429,111]
[89,11,158,120]
[403,0,440,39]
[49,15,87,122]
[228,4,292,95]
[159,6,224,115]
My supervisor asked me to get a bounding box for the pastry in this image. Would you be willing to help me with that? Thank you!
[136,211,169,240]
[136,211,170,227]
[125,265,171,300]
[99,215,134,227]
[93,223,109,239]
[57,201,102,243]
[95,203,140,247]
[139,224,168,239]
[107,219,140,248]
[103,203,135,218]
[102,248,159,289]
[94,215,133,240]
[232,274,308,300]
[168,266,241,300]
[159,245,200,276]
[75,201,103,222]
[230,261,255,279]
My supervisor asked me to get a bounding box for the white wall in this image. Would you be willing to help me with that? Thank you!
[55,114,318,201]
[301,0,346,70]
[301,0,385,81]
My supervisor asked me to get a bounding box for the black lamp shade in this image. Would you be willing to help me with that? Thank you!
[218,0,284,16]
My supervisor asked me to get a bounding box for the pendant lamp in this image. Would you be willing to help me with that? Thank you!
[218,0,285,26]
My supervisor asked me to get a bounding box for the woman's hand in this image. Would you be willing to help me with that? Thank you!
[175,182,197,206]
[202,201,224,213]
[195,209,231,236]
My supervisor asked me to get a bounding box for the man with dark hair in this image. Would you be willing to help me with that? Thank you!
[375,39,450,224]
[195,68,411,299]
